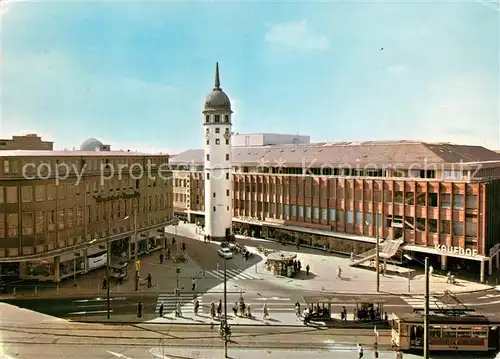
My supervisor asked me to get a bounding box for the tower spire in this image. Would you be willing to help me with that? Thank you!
[214,62,221,90]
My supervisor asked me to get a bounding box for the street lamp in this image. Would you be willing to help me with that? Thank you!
[223,254,228,358]
[124,201,139,291]
[366,216,380,292]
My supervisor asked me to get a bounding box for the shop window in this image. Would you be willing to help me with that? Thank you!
[22,212,34,235]
[305,206,311,219]
[21,186,33,203]
[452,222,464,236]
[428,193,438,207]
[427,219,437,233]
[416,218,426,231]
[6,186,17,204]
[336,210,345,222]
[440,193,451,208]
[328,208,335,221]
[291,205,296,217]
[394,191,403,204]
[364,213,372,225]
[298,206,304,218]
[466,195,478,209]
[321,208,327,220]
[453,195,464,209]
[405,192,414,205]
[313,207,319,219]
[0,213,3,238]
[440,220,450,234]
[346,211,354,224]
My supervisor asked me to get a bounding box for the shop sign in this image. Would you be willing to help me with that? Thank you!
[435,245,478,257]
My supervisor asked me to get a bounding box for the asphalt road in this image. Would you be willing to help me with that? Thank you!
[1,322,498,359]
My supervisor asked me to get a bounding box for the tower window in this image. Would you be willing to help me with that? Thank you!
[225,139,229,145]
[215,128,220,134]
[213,206,216,212]
[225,154,229,161]
[215,139,220,145]
[213,192,216,198]
[226,189,230,196]
[206,173,210,180]
[224,115,229,122]
[226,173,229,179]
[206,154,210,161]
[227,206,229,211]
[206,128,209,134]
[214,115,221,123]
[205,115,210,123]
[206,140,209,145]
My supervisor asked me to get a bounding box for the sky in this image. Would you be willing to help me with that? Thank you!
[0,0,499,153]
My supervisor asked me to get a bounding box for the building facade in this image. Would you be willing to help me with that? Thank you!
[0,134,53,151]
[0,150,175,282]
[202,63,233,241]
[172,140,500,283]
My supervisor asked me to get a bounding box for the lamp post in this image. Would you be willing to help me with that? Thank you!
[366,217,380,293]
[424,257,430,359]
[125,200,139,291]
[223,255,228,358]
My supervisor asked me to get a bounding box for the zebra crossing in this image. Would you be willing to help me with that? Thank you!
[205,268,260,281]
[401,294,448,309]
[155,293,201,314]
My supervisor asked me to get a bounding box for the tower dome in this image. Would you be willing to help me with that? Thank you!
[80,138,104,151]
[203,62,232,112]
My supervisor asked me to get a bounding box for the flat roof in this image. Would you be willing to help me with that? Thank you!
[0,150,170,157]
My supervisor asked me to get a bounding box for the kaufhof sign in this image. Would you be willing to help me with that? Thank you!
[435,244,478,257]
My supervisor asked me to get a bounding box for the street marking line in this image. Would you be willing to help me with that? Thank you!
[69,310,114,315]
[106,350,135,359]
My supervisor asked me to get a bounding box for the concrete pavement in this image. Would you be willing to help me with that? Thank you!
[167,222,493,295]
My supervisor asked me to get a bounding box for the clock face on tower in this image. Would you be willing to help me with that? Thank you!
[223,131,231,141]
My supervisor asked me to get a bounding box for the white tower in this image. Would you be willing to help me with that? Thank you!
[203,62,233,241]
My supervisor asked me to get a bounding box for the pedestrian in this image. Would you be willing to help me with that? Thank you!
[357,344,363,358]
[337,265,342,279]
[446,271,451,283]
[207,235,210,243]
[182,242,186,252]
[159,252,164,264]
[159,302,164,317]
[343,306,347,322]
[147,273,152,288]
[306,264,310,275]
[176,302,182,317]
[118,275,123,286]
[232,302,238,316]
[192,277,196,291]
[172,237,176,247]
[297,260,301,271]
[204,235,207,242]
[217,300,222,317]
[429,265,433,277]
[137,301,143,318]
[102,277,107,290]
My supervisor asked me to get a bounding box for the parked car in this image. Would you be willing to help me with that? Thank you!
[218,247,233,259]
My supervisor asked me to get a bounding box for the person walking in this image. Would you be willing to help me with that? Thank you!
[306,264,310,275]
[192,277,196,291]
[147,273,152,288]
[137,301,143,318]
[158,302,164,318]
[159,252,164,264]
[357,344,364,358]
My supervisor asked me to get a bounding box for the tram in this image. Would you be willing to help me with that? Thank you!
[391,311,500,352]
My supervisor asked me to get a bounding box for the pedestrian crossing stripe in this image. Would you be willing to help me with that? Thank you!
[204,268,259,281]
[155,294,201,313]
[402,295,448,309]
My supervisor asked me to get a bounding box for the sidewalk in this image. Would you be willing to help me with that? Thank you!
[1,249,206,299]
[169,222,493,295]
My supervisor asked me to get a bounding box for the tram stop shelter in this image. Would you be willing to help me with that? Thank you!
[265,251,297,277]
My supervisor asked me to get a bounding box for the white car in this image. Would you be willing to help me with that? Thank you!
[218,247,233,259]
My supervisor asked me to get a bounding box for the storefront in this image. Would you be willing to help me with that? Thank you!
[24,259,56,281]
[262,225,374,255]
[59,250,85,280]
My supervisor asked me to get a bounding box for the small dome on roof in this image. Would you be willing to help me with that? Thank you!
[80,138,104,151]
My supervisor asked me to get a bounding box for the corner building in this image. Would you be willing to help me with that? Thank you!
[203,63,233,241]
[0,150,176,282]
[173,136,500,283]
